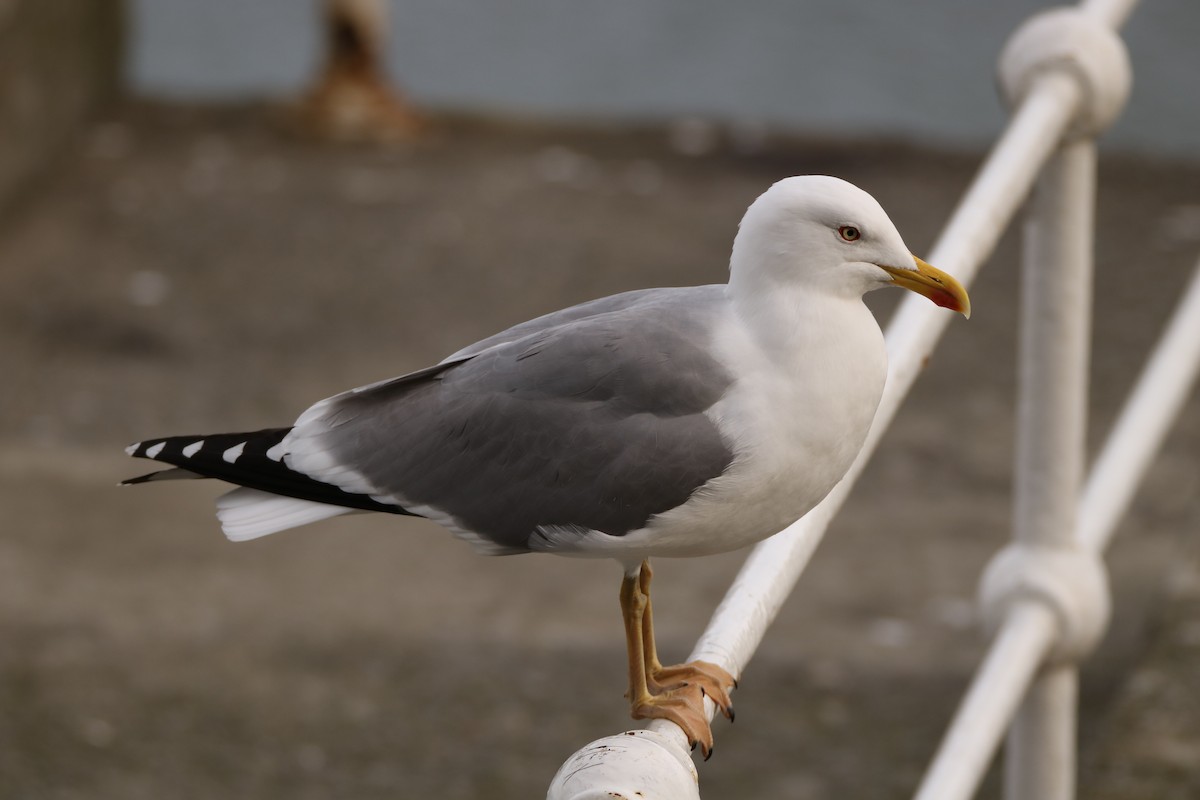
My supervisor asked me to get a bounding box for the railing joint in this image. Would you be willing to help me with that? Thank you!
[997,7,1131,141]
[979,542,1111,667]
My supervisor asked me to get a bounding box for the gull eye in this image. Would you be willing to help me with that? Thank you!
[838,225,861,242]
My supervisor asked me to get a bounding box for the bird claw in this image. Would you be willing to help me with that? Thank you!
[632,659,737,757]
[649,659,737,722]
[630,682,716,758]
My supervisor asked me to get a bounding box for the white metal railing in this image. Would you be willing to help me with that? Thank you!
[547,0,1200,797]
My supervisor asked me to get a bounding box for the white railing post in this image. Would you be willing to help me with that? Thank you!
[988,8,1132,797]
[919,7,1131,800]
[1002,136,1099,800]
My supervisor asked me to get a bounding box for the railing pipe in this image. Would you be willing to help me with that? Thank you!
[1007,665,1080,799]
[1005,89,1099,798]
[1011,140,1096,552]
[1078,258,1200,554]
[680,497,832,686]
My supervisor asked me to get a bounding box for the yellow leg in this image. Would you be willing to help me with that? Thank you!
[638,560,736,718]
[620,559,736,759]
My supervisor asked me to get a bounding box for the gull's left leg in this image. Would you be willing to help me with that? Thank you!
[638,559,736,720]
[621,560,721,758]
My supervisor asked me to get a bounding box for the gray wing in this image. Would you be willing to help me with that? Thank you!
[445,287,694,360]
[297,286,735,552]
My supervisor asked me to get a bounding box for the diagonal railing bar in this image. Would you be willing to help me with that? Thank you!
[548,1,1167,796]
[1078,257,1200,553]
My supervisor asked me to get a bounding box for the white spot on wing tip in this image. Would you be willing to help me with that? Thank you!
[223,442,247,464]
[124,443,140,456]
[145,442,166,459]
[182,440,204,458]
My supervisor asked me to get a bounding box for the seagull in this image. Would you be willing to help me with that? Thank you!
[124,175,969,758]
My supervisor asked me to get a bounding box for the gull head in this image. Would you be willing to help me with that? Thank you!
[730,175,970,317]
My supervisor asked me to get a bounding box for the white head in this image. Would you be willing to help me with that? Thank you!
[729,175,969,315]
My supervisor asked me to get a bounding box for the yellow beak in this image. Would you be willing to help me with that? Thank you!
[880,256,971,318]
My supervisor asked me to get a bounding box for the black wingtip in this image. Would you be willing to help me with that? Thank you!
[122,466,206,485]
[118,428,411,517]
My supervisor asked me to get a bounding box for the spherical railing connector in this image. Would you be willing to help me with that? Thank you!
[547,730,700,800]
[997,7,1131,141]
[979,542,1111,666]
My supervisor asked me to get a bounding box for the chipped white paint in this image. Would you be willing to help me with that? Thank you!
[548,730,699,800]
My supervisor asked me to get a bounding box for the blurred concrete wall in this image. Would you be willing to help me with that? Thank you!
[127,0,1199,160]
[0,0,123,213]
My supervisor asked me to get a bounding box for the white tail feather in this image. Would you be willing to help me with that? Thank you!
[216,488,354,541]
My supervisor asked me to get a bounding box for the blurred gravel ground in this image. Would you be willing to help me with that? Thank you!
[1,103,1198,799]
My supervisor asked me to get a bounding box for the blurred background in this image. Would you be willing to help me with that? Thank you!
[1,1,1198,798]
